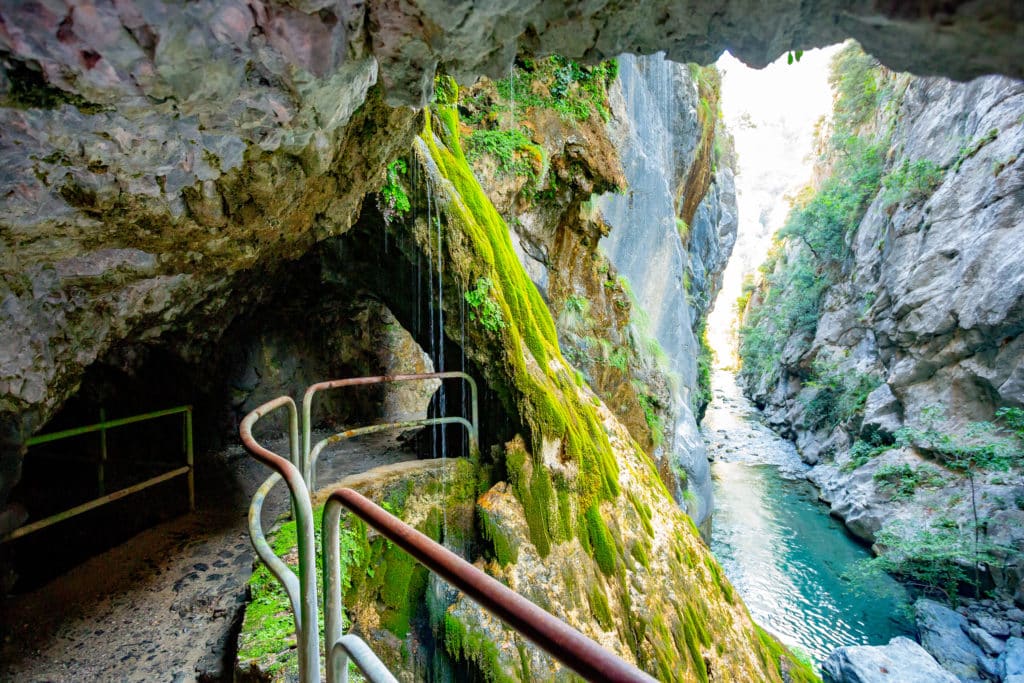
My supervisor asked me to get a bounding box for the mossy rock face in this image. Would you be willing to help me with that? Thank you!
[235,78,818,683]
[404,87,816,682]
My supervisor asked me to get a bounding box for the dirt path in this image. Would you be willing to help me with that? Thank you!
[0,432,417,682]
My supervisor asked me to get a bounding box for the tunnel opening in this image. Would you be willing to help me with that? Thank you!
[2,185,517,593]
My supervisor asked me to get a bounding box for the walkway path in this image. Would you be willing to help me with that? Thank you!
[0,432,416,682]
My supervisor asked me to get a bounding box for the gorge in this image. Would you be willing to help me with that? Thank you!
[0,2,1022,682]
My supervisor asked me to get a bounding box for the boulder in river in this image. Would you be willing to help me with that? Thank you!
[821,636,957,683]
[916,598,986,681]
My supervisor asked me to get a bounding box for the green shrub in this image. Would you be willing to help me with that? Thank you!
[493,56,618,123]
[881,159,944,207]
[738,133,882,388]
[801,357,881,432]
[465,128,544,181]
[829,42,885,134]
[842,438,892,472]
[873,462,946,500]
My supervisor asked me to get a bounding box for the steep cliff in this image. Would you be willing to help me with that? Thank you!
[598,54,737,530]
[453,53,738,533]
[738,44,1024,598]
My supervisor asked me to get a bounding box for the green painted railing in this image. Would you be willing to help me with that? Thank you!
[1,405,195,543]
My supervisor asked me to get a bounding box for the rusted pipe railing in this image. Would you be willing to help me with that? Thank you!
[325,488,658,683]
[2,404,195,544]
[301,372,478,491]
[243,373,479,683]
[241,396,320,683]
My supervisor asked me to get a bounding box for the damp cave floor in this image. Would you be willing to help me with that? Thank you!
[0,431,418,682]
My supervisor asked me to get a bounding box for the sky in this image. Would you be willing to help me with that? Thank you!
[705,45,843,366]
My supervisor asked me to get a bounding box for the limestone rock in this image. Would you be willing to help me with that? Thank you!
[860,384,902,441]
[967,625,1006,657]
[821,636,957,683]
[916,598,986,681]
[1000,637,1024,682]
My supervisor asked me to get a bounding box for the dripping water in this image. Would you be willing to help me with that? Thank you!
[508,64,515,129]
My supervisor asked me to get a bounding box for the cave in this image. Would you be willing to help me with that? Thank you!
[1,191,516,593]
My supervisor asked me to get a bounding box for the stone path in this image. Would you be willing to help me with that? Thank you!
[0,432,417,682]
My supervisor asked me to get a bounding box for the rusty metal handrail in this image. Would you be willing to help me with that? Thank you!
[325,488,657,683]
[2,405,195,544]
[241,396,320,683]
[301,371,479,491]
[243,373,479,683]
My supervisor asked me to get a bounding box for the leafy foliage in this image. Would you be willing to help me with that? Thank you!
[738,47,885,387]
[842,438,892,472]
[801,357,881,432]
[872,405,1024,597]
[464,277,506,333]
[873,462,946,500]
[880,159,944,208]
[493,56,619,123]
[829,42,885,133]
[465,128,545,182]
[378,159,411,224]
[896,405,1023,473]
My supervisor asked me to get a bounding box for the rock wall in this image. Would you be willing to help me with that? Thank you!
[739,51,1024,596]
[598,54,737,529]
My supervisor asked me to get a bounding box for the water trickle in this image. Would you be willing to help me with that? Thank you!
[508,64,515,129]
[435,211,449,539]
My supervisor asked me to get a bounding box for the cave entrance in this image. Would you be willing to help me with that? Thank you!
[2,189,514,594]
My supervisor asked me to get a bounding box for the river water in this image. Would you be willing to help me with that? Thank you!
[702,370,912,664]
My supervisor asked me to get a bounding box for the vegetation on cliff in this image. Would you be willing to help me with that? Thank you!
[737,44,890,397]
[737,41,1024,601]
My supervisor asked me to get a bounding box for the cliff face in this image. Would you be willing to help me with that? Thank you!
[598,54,737,529]
[234,75,804,681]
[739,46,1024,596]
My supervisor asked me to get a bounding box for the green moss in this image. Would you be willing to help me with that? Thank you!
[479,506,519,566]
[755,625,821,683]
[4,59,108,113]
[587,585,615,631]
[443,612,517,683]
[703,555,734,604]
[629,540,650,569]
[420,87,621,541]
[584,505,616,576]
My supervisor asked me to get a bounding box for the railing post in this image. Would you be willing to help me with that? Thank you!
[185,408,195,512]
[98,407,107,496]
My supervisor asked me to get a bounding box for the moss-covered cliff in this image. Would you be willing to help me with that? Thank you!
[236,74,814,682]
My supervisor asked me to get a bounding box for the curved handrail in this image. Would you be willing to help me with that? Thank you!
[329,635,398,683]
[240,396,320,683]
[325,488,658,683]
[244,375,479,683]
[301,372,479,490]
[316,416,477,658]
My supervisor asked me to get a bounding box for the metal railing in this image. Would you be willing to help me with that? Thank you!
[325,488,657,682]
[1,405,195,544]
[241,372,656,683]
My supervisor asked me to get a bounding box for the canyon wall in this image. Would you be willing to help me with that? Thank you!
[598,53,736,529]
[739,46,1024,598]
